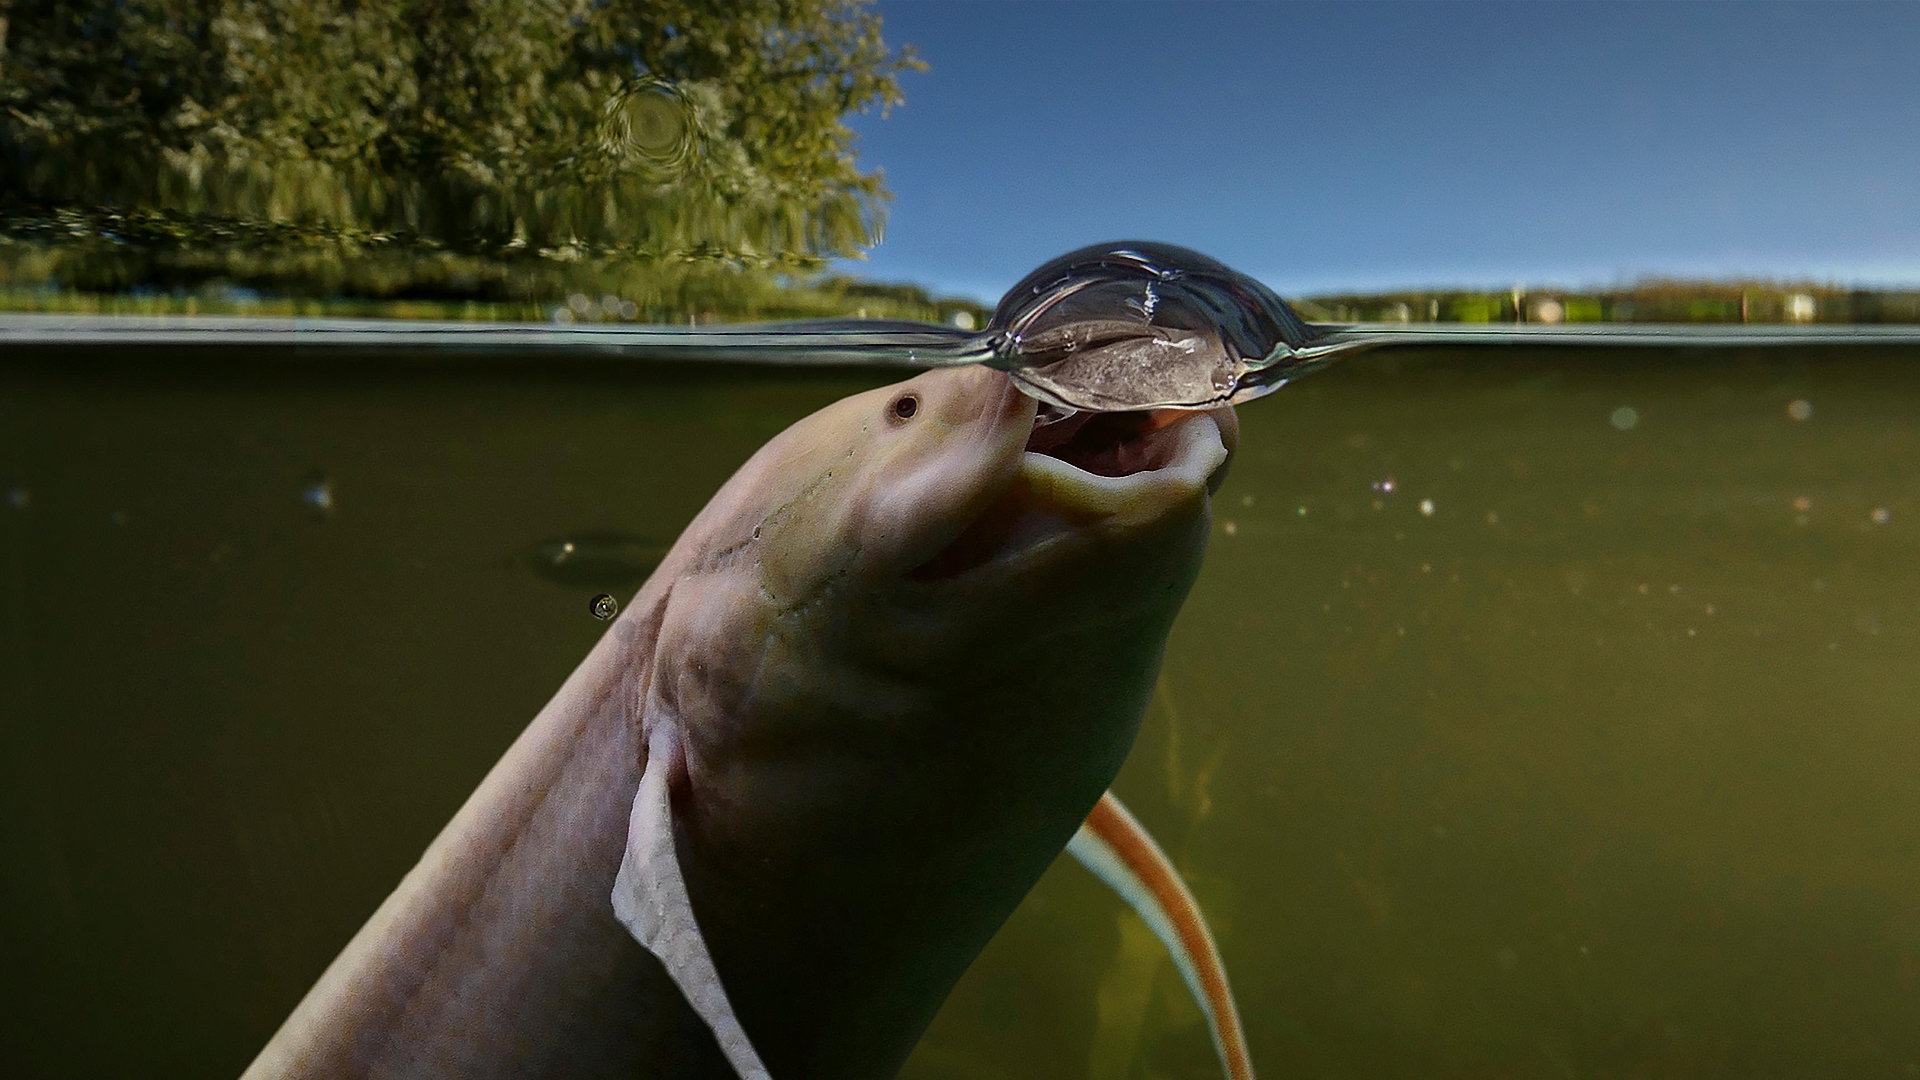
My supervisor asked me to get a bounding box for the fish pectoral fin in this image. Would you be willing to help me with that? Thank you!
[612,725,773,1080]
[1068,791,1255,1080]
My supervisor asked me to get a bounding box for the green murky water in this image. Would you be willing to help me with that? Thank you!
[4,345,1918,1078]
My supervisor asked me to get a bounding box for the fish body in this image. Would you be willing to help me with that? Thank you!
[245,365,1236,1079]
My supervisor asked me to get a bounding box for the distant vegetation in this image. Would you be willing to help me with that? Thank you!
[0,0,1003,324]
[1296,281,1920,326]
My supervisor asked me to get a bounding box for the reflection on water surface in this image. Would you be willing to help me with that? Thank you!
[2,344,1917,1078]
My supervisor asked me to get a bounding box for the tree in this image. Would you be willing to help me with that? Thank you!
[0,0,924,305]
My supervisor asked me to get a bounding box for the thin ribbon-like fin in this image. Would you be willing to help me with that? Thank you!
[612,726,773,1080]
[1068,791,1255,1080]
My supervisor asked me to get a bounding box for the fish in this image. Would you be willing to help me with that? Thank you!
[242,364,1248,1080]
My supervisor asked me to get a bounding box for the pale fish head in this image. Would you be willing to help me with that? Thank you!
[644,362,1238,1077]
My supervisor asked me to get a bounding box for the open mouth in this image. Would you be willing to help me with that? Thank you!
[909,405,1230,581]
[1024,408,1194,477]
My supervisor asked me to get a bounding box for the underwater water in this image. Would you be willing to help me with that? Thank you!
[3,341,1918,1078]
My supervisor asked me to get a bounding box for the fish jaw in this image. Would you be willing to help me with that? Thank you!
[1019,408,1231,525]
[900,403,1236,586]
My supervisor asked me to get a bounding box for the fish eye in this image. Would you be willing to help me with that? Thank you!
[890,394,920,422]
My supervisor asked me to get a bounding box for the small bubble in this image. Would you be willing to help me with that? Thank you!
[949,310,977,331]
[568,293,592,315]
[1372,476,1397,493]
[300,474,335,518]
[1787,399,1813,422]
[5,487,28,509]
[1419,498,1435,517]
[1610,406,1639,431]
[589,593,619,620]
[1296,505,1308,516]
[1871,507,1891,525]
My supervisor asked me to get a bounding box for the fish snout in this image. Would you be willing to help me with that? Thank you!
[911,364,1037,442]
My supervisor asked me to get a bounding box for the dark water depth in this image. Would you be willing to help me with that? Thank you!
[3,346,1917,1078]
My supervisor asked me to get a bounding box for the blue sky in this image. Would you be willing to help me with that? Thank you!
[840,1,1920,303]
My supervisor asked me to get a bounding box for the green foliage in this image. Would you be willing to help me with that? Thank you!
[0,0,926,309]
[1302,282,1920,325]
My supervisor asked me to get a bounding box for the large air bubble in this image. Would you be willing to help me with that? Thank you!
[983,241,1332,411]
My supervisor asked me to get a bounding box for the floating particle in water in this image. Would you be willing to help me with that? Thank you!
[1296,505,1308,516]
[1372,476,1397,493]
[1221,520,1238,536]
[1240,494,1255,507]
[1792,495,1812,512]
[527,531,666,589]
[1871,507,1891,525]
[1496,947,1519,971]
[5,487,27,509]
[1418,498,1435,517]
[1485,511,1499,525]
[1669,584,1681,594]
[568,293,593,315]
[1787,398,1813,422]
[949,310,976,331]
[589,593,619,620]
[109,510,129,526]
[1610,406,1639,431]
[300,474,336,518]
[1371,499,1385,512]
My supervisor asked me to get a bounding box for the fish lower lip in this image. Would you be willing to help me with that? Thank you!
[907,409,1228,584]
[1018,410,1228,520]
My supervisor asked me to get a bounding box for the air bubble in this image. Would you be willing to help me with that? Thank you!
[300,473,335,519]
[986,241,1322,411]
[589,593,619,620]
